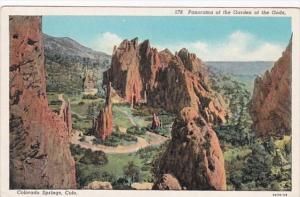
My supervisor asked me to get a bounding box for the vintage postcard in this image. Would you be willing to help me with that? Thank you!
[0,3,300,197]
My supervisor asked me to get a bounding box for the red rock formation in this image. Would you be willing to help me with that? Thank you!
[104,38,227,124]
[58,95,72,134]
[93,83,113,140]
[151,113,161,130]
[249,38,292,137]
[9,16,76,189]
[177,48,208,75]
[83,70,97,95]
[152,174,182,190]
[106,38,143,105]
[153,107,226,190]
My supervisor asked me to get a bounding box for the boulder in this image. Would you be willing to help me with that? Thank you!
[152,174,182,190]
[131,182,154,190]
[84,181,112,190]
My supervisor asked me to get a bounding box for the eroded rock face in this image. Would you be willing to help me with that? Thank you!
[249,38,292,137]
[9,16,76,189]
[83,70,98,95]
[152,174,182,190]
[93,83,113,140]
[58,95,72,134]
[105,38,143,105]
[153,107,226,190]
[104,38,227,124]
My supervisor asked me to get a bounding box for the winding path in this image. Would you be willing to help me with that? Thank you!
[71,130,167,154]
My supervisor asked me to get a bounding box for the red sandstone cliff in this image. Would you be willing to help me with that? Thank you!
[104,38,227,124]
[58,94,72,134]
[249,38,292,137]
[9,16,76,189]
[153,107,226,190]
[93,83,113,140]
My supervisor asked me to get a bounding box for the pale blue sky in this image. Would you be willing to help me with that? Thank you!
[43,16,291,61]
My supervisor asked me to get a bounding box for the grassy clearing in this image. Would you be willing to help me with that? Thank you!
[113,108,135,129]
[102,153,143,179]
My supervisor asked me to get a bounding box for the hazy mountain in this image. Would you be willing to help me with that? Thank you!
[44,34,111,94]
[206,61,274,75]
[206,61,274,91]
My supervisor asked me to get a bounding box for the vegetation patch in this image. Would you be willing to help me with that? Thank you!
[92,132,138,147]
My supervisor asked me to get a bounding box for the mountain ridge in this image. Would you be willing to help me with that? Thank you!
[44,34,111,94]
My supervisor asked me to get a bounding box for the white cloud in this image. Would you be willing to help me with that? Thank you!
[90,31,285,61]
[90,32,123,55]
[153,31,285,61]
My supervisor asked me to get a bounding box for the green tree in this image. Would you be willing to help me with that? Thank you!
[123,161,140,184]
[79,149,108,165]
[242,141,273,188]
[212,75,253,146]
[264,136,276,154]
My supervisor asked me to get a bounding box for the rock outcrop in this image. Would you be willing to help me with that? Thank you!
[131,182,154,190]
[93,83,113,140]
[151,113,161,130]
[104,38,227,124]
[152,174,182,190]
[83,70,98,95]
[83,181,113,190]
[58,94,72,134]
[9,16,76,189]
[249,38,292,137]
[153,107,226,190]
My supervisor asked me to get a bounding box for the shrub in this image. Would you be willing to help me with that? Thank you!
[126,126,146,136]
[70,144,85,155]
[82,94,99,100]
[123,161,141,183]
[112,178,131,190]
[79,149,108,165]
[92,132,138,147]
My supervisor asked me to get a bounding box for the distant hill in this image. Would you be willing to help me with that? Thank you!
[44,34,111,94]
[206,61,274,76]
[206,61,274,91]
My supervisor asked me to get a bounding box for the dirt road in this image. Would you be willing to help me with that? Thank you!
[71,130,167,154]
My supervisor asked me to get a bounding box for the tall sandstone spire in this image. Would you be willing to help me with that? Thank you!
[93,83,113,140]
[249,37,292,137]
[9,16,76,189]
